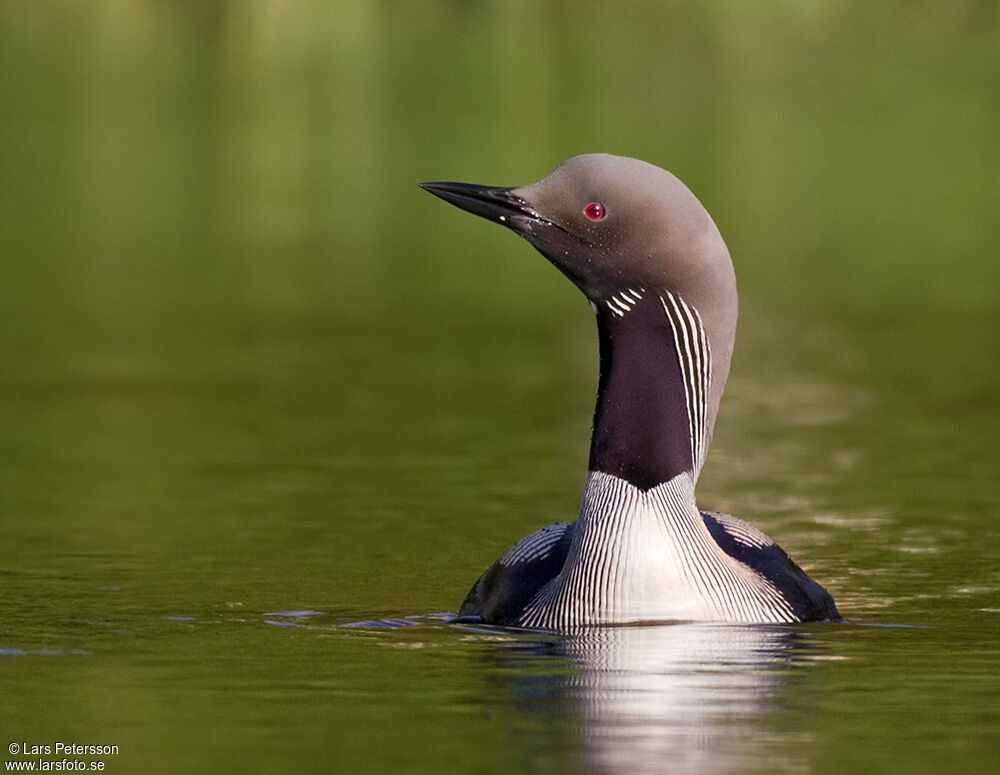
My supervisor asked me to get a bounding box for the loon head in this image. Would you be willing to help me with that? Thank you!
[422,154,734,296]
[422,154,738,485]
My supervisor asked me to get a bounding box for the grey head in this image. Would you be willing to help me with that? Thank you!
[421,154,738,484]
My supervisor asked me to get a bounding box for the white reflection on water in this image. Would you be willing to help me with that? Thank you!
[500,624,807,775]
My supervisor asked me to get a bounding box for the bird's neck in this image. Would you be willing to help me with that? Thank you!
[588,289,714,490]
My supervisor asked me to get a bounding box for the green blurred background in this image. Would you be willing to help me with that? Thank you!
[1,2,998,773]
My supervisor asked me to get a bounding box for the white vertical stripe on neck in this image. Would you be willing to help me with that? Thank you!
[660,291,711,479]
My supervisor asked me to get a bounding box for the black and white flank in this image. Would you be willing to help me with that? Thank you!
[421,154,839,627]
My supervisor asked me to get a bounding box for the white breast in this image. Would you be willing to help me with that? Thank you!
[519,471,796,627]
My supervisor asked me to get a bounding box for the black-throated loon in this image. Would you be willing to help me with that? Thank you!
[421,154,839,627]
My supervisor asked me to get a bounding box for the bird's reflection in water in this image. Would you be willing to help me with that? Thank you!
[492,623,809,774]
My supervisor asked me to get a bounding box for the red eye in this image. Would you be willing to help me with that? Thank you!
[583,202,605,221]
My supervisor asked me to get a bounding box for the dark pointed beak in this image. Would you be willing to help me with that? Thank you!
[419,181,563,234]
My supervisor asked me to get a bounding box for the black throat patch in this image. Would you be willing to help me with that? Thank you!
[588,292,697,490]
